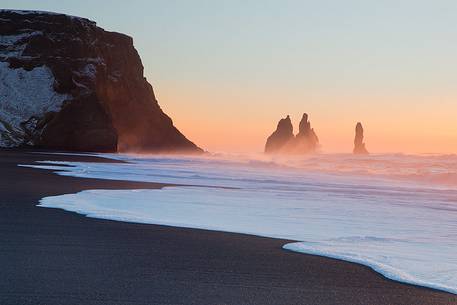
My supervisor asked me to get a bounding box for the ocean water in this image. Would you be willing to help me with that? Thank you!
[22,153,457,294]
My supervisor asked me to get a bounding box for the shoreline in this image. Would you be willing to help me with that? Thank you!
[1,149,456,305]
[37,189,457,296]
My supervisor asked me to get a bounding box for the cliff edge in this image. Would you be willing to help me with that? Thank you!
[0,10,202,153]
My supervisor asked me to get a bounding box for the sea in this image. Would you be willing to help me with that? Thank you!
[22,152,457,294]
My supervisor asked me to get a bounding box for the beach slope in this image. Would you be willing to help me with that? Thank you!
[0,150,455,305]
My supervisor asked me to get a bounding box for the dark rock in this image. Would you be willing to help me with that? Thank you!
[294,113,319,153]
[353,122,369,155]
[265,113,319,154]
[265,115,294,153]
[40,95,117,152]
[0,10,202,153]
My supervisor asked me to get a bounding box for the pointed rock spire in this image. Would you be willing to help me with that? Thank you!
[299,113,311,135]
[295,113,319,151]
[353,122,369,154]
[265,115,294,153]
[264,113,319,154]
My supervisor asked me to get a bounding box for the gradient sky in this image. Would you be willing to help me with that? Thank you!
[2,0,457,153]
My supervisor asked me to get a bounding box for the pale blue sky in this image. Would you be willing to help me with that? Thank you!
[1,1,456,152]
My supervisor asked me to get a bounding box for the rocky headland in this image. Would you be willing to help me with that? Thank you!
[0,10,202,153]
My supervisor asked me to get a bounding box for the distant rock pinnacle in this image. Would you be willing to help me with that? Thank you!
[295,113,319,152]
[353,122,369,155]
[264,115,294,153]
[265,113,319,154]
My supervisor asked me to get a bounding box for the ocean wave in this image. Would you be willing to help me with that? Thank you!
[22,152,457,295]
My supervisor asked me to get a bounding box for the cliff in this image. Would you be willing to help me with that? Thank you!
[0,10,202,153]
[353,122,369,154]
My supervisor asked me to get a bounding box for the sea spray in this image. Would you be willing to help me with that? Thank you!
[23,152,457,294]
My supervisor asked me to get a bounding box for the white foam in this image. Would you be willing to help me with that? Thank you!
[24,153,457,294]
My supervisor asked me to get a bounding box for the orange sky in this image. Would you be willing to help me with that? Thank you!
[10,1,456,154]
[157,81,457,154]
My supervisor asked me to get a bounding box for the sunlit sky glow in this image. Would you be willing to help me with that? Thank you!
[2,0,457,153]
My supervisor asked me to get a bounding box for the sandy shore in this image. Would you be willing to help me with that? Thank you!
[0,149,455,305]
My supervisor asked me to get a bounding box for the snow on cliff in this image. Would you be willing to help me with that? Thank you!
[0,25,71,147]
[0,10,201,152]
[0,62,70,146]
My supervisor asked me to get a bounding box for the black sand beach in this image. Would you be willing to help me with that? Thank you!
[0,150,456,305]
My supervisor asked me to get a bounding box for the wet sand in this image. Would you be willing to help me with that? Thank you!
[0,149,455,305]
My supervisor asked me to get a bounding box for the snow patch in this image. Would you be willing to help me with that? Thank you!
[0,9,92,22]
[0,31,42,45]
[0,31,43,57]
[75,63,97,80]
[0,62,71,146]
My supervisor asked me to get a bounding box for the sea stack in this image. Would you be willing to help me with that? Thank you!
[353,122,369,155]
[0,10,202,153]
[295,113,319,153]
[264,115,294,153]
[265,113,319,154]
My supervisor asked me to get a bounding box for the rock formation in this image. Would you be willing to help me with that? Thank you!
[0,10,202,153]
[264,115,294,153]
[294,113,319,153]
[353,122,369,155]
[265,113,319,154]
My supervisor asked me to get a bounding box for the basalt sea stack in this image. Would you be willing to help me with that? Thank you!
[265,113,319,154]
[0,10,202,153]
[353,122,369,154]
[294,113,319,153]
[264,115,294,153]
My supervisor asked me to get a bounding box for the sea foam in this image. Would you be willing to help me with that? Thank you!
[22,153,457,294]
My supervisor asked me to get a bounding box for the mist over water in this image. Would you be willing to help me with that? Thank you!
[23,152,457,294]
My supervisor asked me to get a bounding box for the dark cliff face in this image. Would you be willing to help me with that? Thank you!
[353,122,369,155]
[265,113,319,154]
[264,115,294,153]
[0,10,202,153]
